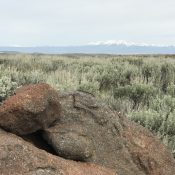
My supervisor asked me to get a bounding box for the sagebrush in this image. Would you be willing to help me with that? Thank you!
[1,53,175,156]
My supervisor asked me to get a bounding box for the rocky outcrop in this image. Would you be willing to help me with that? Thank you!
[0,84,61,135]
[0,129,116,175]
[122,118,175,175]
[0,84,175,175]
[43,91,175,175]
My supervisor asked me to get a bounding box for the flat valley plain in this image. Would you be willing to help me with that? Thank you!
[1,53,175,156]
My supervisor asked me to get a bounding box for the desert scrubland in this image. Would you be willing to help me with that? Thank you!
[1,53,175,155]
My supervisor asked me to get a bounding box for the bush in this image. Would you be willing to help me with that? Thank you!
[0,76,18,103]
[129,110,162,131]
[142,64,154,84]
[98,63,138,91]
[10,70,45,85]
[77,82,99,94]
[160,63,173,93]
[114,84,156,109]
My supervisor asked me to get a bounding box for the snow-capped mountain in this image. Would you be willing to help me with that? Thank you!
[88,40,173,47]
[0,40,175,54]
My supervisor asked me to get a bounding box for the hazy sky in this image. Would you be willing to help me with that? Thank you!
[0,0,175,46]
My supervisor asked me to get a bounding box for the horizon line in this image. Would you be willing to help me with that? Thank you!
[0,40,175,48]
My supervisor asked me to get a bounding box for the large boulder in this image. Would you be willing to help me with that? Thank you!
[0,128,116,175]
[43,91,175,175]
[0,83,61,135]
[122,117,175,175]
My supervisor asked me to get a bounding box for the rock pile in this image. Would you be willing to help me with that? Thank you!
[0,83,175,175]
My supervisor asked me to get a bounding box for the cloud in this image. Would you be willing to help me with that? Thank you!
[0,0,174,46]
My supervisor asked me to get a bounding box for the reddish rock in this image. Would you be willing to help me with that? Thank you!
[43,91,175,175]
[122,117,175,175]
[1,85,175,175]
[0,129,117,175]
[0,83,61,135]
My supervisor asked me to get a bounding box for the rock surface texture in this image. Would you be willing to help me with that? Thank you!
[0,129,116,175]
[0,83,61,135]
[43,91,175,175]
[0,84,175,175]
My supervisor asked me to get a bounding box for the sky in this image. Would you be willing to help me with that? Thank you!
[0,0,175,46]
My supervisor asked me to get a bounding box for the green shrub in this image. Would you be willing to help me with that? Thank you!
[10,70,45,85]
[129,110,162,131]
[114,84,156,109]
[142,64,154,84]
[77,82,99,94]
[160,63,174,93]
[0,76,18,103]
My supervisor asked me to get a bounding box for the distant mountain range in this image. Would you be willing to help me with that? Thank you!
[0,40,175,54]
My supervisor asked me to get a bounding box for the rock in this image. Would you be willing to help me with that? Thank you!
[122,117,175,175]
[0,83,61,135]
[0,128,116,175]
[1,84,175,175]
[43,91,175,175]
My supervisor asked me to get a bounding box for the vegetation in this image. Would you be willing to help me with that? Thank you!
[1,53,175,155]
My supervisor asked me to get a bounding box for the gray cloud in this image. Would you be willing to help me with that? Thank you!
[0,0,175,46]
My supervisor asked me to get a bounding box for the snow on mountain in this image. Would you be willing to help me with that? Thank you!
[0,40,175,54]
[88,40,173,47]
